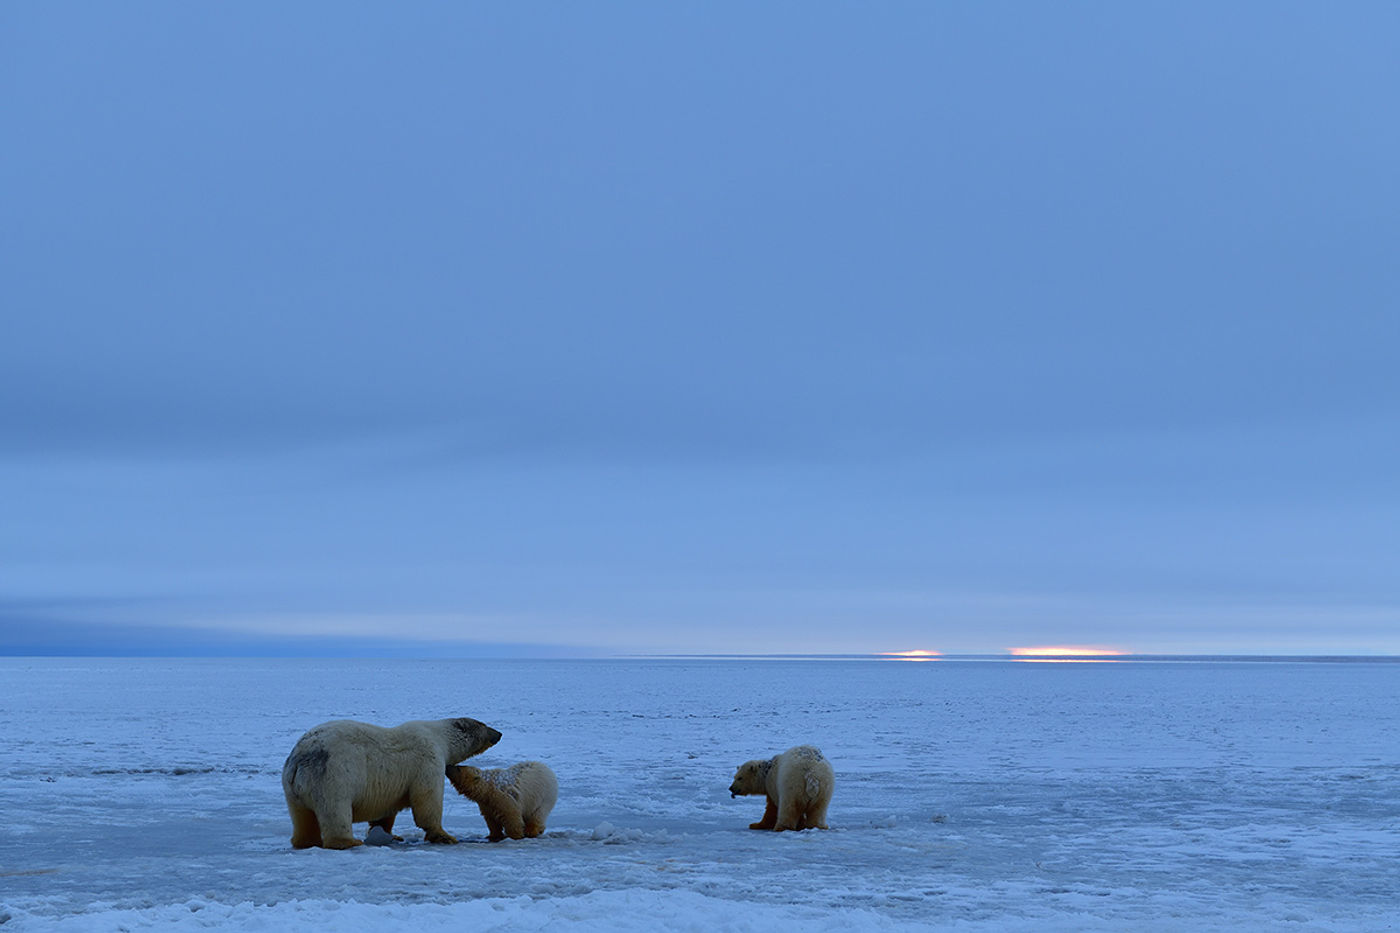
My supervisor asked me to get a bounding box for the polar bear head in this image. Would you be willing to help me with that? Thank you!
[728,758,772,798]
[447,718,502,763]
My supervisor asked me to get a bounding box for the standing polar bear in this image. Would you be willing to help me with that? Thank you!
[728,745,834,831]
[447,761,558,841]
[282,717,501,849]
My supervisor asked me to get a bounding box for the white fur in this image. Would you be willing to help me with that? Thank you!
[447,760,558,841]
[282,717,500,849]
[728,744,834,831]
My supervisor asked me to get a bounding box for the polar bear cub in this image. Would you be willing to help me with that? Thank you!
[446,760,558,841]
[728,744,834,831]
[282,717,501,849]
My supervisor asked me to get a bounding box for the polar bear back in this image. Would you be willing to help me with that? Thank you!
[454,761,558,815]
[728,743,834,831]
[497,761,558,819]
[282,718,496,820]
[769,745,834,808]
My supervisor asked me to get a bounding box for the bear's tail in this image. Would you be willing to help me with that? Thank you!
[282,746,330,800]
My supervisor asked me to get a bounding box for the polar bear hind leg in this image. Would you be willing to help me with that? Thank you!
[774,795,806,832]
[317,806,362,849]
[288,802,322,849]
[802,769,831,829]
[805,797,830,830]
[500,809,526,840]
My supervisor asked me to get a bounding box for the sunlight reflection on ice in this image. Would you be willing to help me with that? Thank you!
[880,649,943,662]
[1009,646,1127,662]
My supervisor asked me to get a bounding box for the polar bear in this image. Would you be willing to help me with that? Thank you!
[282,717,501,849]
[728,745,834,831]
[446,760,558,841]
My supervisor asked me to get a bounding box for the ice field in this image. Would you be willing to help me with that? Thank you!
[1,657,1397,930]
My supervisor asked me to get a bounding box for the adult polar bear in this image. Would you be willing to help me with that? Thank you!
[728,745,834,831]
[282,717,501,849]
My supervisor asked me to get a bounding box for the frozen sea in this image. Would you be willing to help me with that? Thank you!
[1,657,1397,931]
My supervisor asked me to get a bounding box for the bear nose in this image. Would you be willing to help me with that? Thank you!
[488,728,502,745]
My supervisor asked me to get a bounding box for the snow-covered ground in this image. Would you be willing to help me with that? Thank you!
[1,658,1397,930]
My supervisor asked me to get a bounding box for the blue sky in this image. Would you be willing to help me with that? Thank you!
[3,2,1397,656]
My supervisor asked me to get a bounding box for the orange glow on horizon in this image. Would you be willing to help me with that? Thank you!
[1009,645,1127,658]
[881,649,943,661]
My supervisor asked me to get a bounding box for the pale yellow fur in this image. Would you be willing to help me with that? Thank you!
[728,745,834,831]
[447,761,558,841]
[282,717,500,849]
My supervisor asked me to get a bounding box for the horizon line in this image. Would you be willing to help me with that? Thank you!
[4,651,1399,663]
[624,652,1400,663]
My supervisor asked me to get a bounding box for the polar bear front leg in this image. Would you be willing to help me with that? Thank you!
[500,809,526,840]
[411,781,457,844]
[749,798,778,830]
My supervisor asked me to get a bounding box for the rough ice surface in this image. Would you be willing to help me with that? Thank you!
[1,658,1397,931]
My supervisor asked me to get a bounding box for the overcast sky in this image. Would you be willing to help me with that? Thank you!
[3,2,1397,656]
